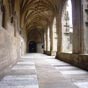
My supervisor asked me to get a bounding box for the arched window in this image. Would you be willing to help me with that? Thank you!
[81,0,88,54]
[62,0,73,53]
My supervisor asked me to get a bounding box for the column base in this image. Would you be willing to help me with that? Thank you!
[44,50,51,56]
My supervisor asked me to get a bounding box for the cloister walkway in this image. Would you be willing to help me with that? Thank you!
[0,53,88,88]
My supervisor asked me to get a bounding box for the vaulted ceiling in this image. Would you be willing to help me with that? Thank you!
[20,0,60,33]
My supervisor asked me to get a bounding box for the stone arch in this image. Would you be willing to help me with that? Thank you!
[56,0,82,53]
[28,29,43,43]
[27,29,44,53]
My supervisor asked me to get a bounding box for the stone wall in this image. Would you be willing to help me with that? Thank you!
[56,53,88,70]
[0,23,22,78]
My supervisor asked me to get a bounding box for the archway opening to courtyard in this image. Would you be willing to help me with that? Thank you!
[52,17,58,55]
[61,0,73,53]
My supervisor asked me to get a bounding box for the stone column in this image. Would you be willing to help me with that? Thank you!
[72,0,82,54]
[49,24,53,55]
[0,5,2,27]
[44,29,47,51]
[56,14,62,54]
[46,28,48,51]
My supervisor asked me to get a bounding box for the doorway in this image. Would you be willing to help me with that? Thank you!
[29,41,37,53]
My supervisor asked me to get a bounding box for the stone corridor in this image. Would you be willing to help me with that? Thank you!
[0,53,87,88]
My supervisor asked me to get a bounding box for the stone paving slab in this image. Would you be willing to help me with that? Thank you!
[0,74,39,87]
[74,82,88,88]
[35,62,78,88]
[12,65,35,70]
[17,62,34,65]
[8,69,36,75]
[0,85,38,88]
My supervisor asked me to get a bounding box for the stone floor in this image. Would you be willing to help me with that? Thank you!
[0,53,88,88]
